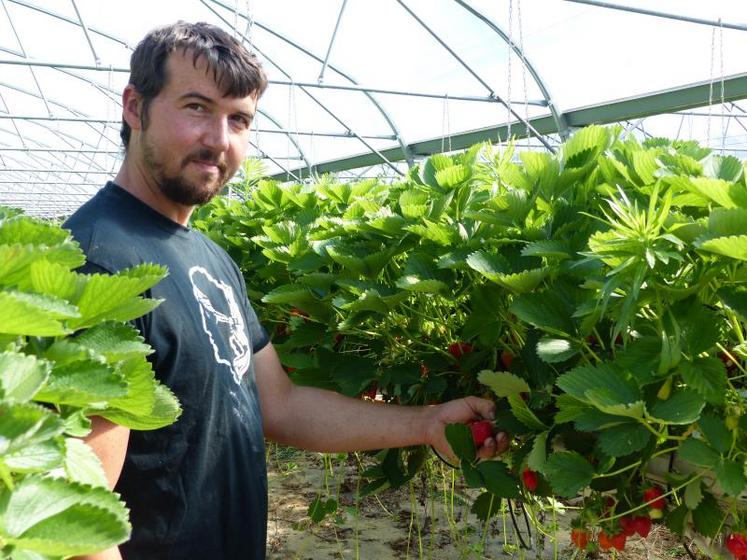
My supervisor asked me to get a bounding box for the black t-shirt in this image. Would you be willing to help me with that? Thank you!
[64,182,270,559]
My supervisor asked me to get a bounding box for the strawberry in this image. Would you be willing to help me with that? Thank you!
[522,468,538,492]
[570,528,589,549]
[633,515,652,538]
[648,508,663,519]
[611,532,627,551]
[619,516,636,537]
[598,531,613,550]
[448,342,473,359]
[419,363,429,378]
[500,350,514,369]
[469,419,494,447]
[726,533,747,559]
[359,383,377,400]
[643,486,666,509]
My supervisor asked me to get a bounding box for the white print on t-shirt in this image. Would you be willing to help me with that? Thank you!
[189,266,251,384]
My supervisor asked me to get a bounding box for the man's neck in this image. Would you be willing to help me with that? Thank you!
[114,160,194,226]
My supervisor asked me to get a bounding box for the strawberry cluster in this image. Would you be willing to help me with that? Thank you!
[727,533,747,560]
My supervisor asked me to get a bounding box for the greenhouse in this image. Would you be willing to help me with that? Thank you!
[2,1,747,559]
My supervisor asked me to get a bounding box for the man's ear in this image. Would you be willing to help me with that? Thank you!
[122,84,144,132]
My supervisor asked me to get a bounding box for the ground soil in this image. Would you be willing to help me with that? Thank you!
[265,446,702,560]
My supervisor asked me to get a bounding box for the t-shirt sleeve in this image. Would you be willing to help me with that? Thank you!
[245,301,270,354]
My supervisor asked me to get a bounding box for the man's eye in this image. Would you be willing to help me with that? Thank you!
[187,103,205,112]
[231,115,252,129]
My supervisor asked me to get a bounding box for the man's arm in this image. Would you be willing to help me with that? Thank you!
[254,343,509,460]
[73,417,130,560]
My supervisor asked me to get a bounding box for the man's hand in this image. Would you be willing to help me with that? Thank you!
[421,396,510,463]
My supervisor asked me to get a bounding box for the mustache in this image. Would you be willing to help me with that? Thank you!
[185,149,227,174]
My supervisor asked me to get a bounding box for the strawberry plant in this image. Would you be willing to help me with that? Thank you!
[0,210,180,559]
[195,125,747,555]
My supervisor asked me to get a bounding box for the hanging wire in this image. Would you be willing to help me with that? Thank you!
[516,0,530,143]
[706,22,717,147]
[718,18,727,154]
[441,93,452,154]
[505,0,513,142]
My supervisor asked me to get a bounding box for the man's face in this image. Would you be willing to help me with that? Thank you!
[137,51,257,206]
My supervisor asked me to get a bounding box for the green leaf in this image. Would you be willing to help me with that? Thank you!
[521,240,572,260]
[465,251,509,278]
[3,440,63,473]
[29,260,81,302]
[73,322,152,362]
[683,177,739,208]
[715,459,747,496]
[678,438,720,468]
[696,235,747,261]
[597,423,652,457]
[445,423,475,463]
[679,358,727,406]
[536,338,579,363]
[404,221,456,246]
[0,292,77,336]
[63,439,108,488]
[684,479,703,510]
[666,503,689,535]
[556,363,640,408]
[435,164,471,189]
[101,383,181,430]
[461,460,485,488]
[476,461,520,498]
[510,290,576,336]
[507,394,547,430]
[477,370,529,398]
[34,360,128,408]
[698,413,733,454]
[0,352,51,402]
[648,389,705,425]
[0,476,129,542]
[71,264,167,327]
[692,492,723,538]
[705,154,743,182]
[718,287,747,322]
[543,451,594,497]
[526,431,548,473]
[471,492,502,521]
[0,402,64,456]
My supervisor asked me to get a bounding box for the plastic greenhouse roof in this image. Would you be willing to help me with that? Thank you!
[2,0,747,217]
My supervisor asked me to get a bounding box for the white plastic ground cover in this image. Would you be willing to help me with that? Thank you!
[0,0,746,217]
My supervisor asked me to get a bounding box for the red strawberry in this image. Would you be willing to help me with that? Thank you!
[522,468,538,492]
[448,342,474,359]
[570,528,589,549]
[643,486,666,509]
[501,350,514,369]
[611,532,627,551]
[598,531,613,550]
[619,516,636,537]
[727,533,747,558]
[359,383,377,400]
[633,515,652,538]
[469,420,494,447]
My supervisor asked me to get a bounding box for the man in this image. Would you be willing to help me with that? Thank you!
[65,21,508,560]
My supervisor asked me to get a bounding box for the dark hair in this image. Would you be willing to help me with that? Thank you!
[120,21,268,149]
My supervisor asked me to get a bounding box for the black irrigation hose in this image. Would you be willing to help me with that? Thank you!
[431,447,535,552]
[508,499,532,550]
[430,445,459,469]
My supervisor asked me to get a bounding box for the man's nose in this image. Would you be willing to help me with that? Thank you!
[202,117,230,152]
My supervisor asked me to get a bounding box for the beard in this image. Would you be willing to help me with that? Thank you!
[142,135,230,206]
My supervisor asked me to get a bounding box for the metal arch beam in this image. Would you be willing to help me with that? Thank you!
[564,0,747,33]
[453,0,569,140]
[396,0,494,95]
[205,0,415,168]
[7,0,133,48]
[271,72,747,180]
[318,0,348,84]
[0,58,546,105]
[200,1,404,176]
[397,0,555,153]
